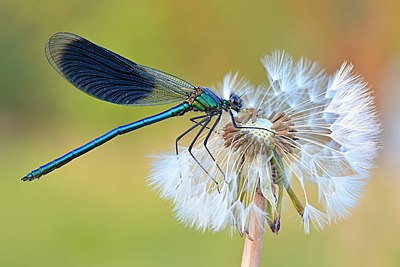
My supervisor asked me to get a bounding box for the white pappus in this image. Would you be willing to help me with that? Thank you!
[149,50,380,235]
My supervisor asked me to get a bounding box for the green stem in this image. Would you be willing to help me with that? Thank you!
[286,185,304,216]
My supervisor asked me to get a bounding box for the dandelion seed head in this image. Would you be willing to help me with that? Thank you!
[149,51,380,235]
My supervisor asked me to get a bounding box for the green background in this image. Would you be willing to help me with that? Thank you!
[1,0,399,266]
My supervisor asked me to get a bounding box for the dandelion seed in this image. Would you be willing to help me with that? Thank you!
[149,50,380,235]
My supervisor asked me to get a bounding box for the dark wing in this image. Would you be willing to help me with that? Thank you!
[45,32,196,105]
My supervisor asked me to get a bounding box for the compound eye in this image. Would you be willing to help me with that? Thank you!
[230,95,239,105]
[229,94,242,111]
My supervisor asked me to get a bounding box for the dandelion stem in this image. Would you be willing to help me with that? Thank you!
[241,191,267,267]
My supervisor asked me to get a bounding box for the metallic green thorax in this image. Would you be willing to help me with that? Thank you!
[189,87,224,113]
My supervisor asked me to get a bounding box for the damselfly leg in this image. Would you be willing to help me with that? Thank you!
[174,115,209,189]
[176,112,228,191]
[229,110,275,134]
[202,111,228,183]
[187,116,222,192]
[175,114,209,156]
[190,116,211,130]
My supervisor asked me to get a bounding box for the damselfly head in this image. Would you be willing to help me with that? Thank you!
[229,93,242,112]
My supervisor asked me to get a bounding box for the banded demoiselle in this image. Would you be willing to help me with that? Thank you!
[22,32,271,183]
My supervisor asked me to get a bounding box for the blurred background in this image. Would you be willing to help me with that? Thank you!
[1,0,399,266]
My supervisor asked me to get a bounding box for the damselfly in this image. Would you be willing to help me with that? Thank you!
[22,32,272,183]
